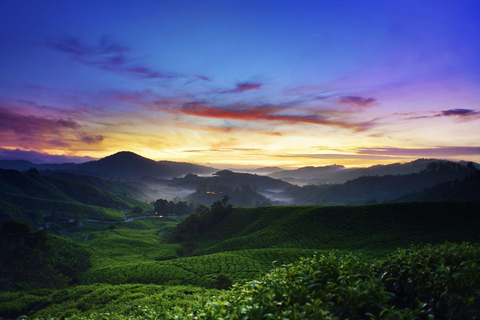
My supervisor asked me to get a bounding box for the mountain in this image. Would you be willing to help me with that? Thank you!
[393,166,480,203]
[285,161,476,205]
[0,159,77,172]
[269,159,462,185]
[269,165,345,185]
[0,151,217,180]
[75,151,216,180]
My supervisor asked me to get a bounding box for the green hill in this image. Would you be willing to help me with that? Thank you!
[173,202,480,258]
[0,169,151,227]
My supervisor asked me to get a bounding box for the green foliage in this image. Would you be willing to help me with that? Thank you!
[0,284,219,319]
[195,253,398,319]
[0,168,152,228]
[82,248,319,288]
[378,242,480,319]
[168,196,233,242]
[0,221,91,291]
[188,202,480,259]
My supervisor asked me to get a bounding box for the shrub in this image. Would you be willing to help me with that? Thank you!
[195,253,397,319]
[378,242,480,319]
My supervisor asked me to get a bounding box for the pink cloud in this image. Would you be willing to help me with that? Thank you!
[165,102,372,131]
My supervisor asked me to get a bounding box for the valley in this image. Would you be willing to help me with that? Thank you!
[0,153,479,319]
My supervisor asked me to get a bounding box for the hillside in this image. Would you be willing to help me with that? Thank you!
[0,151,217,180]
[285,161,476,205]
[270,159,469,185]
[47,172,154,201]
[76,151,216,180]
[394,167,480,203]
[171,201,480,258]
[0,168,151,227]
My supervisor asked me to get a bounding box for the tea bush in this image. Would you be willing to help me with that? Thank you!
[378,242,480,319]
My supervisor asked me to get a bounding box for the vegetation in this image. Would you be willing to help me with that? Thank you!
[0,220,91,291]
[1,243,478,319]
[0,168,152,228]
[1,161,479,319]
[178,202,480,258]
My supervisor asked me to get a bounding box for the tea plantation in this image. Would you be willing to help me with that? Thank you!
[1,202,479,319]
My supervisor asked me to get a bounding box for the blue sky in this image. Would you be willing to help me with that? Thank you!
[1,0,479,167]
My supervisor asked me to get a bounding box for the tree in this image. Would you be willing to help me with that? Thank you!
[132,206,143,215]
[108,224,116,232]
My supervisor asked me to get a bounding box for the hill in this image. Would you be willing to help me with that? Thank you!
[76,151,216,180]
[0,168,151,227]
[46,171,154,201]
[394,165,480,203]
[0,151,217,180]
[170,201,480,258]
[285,161,476,205]
[270,159,469,185]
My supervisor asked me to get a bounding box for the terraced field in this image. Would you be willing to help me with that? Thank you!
[192,202,480,258]
[82,248,320,287]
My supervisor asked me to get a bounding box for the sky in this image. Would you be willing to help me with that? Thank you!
[0,0,479,168]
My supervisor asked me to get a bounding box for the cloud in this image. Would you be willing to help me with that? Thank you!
[0,148,96,163]
[0,106,80,136]
[401,109,480,121]
[357,146,480,157]
[440,109,480,117]
[278,153,406,160]
[79,134,104,144]
[46,36,178,79]
[220,82,262,93]
[340,96,376,107]
[166,102,370,131]
[196,75,212,81]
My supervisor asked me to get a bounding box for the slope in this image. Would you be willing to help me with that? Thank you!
[184,202,480,257]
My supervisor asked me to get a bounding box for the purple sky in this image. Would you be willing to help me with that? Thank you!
[0,0,479,167]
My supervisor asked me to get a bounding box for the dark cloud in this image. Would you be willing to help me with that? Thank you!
[0,148,95,164]
[340,96,376,107]
[440,109,480,117]
[220,82,263,93]
[0,106,80,136]
[79,134,104,144]
[47,36,178,79]
[357,146,480,157]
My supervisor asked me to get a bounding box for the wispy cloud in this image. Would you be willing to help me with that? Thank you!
[440,109,480,117]
[219,82,262,93]
[340,95,376,107]
[278,153,406,160]
[0,106,79,136]
[164,102,372,131]
[357,146,480,157]
[47,36,178,79]
[400,108,480,121]
[79,134,104,144]
[0,148,96,163]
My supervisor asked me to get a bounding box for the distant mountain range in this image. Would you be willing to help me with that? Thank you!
[0,151,217,180]
[1,152,479,207]
[269,159,480,185]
